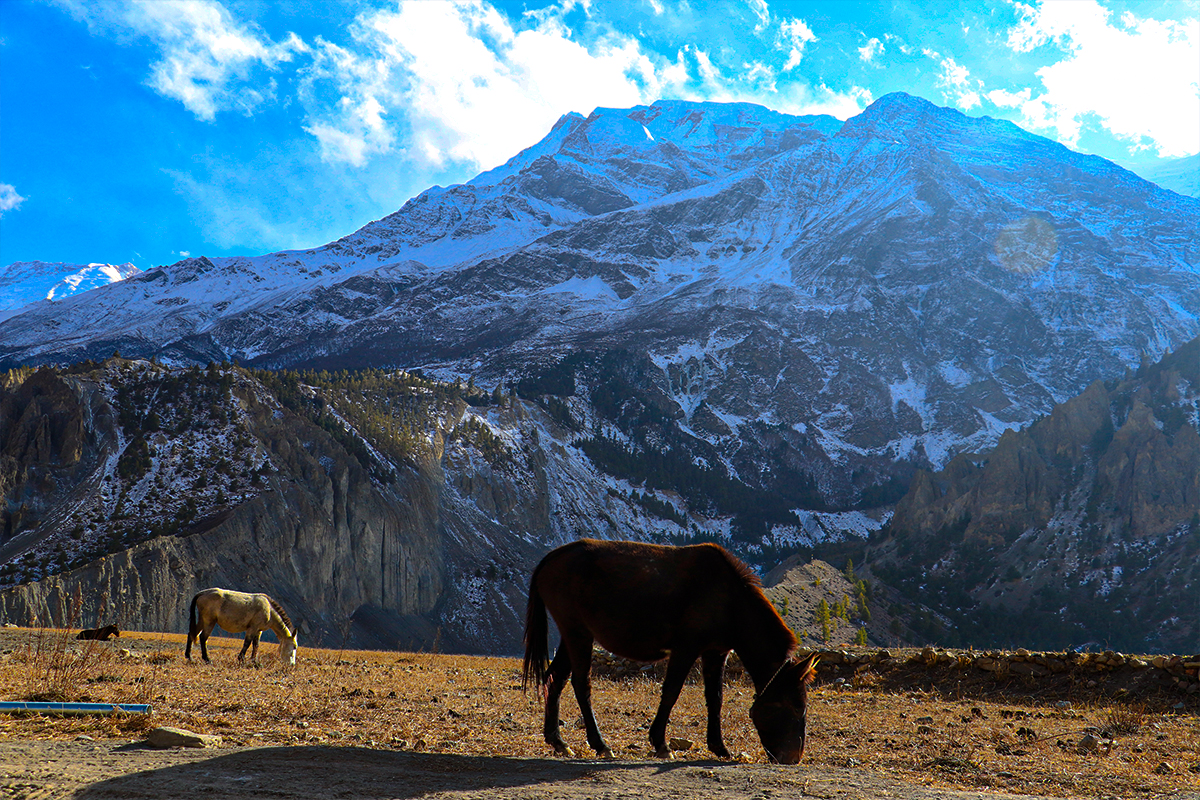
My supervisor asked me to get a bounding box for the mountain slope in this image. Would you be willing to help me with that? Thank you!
[867,337,1200,652]
[1,94,1197,519]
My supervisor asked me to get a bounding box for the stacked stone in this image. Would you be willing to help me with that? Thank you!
[591,645,1200,697]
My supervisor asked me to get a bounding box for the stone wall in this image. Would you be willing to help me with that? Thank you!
[592,645,1200,706]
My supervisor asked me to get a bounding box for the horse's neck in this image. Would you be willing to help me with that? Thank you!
[268,609,294,641]
[732,593,795,690]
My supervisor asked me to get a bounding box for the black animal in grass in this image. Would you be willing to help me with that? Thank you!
[77,624,120,641]
[523,539,819,763]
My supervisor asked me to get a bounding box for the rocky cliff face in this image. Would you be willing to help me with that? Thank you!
[868,337,1200,652]
[0,361,447,648]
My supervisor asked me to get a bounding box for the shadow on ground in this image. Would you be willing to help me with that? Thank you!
[74,745,708,800]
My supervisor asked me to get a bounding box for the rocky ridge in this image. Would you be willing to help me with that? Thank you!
[867,337,1200,653]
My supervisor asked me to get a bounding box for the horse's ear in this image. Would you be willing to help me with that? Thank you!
[797,653,819,685]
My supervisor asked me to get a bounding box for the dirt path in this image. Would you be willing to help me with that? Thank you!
[2,740,1196,800]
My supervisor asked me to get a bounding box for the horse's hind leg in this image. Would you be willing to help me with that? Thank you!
[199,621,215,663]
[543,647,575,757]
[649,651,699,759]
[563,633,611,759]
[701,650,732,758]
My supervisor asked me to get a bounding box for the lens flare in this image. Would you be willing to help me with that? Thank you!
[995,217,1057,275]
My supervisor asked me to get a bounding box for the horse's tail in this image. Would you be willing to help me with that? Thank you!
[185,593,200,658]
[521,561,549,693]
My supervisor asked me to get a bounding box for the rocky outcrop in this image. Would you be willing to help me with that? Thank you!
[870,338,1200,652]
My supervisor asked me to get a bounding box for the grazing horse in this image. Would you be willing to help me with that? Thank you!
[523,539,819,763]
[185,588,298,665]
[77,624,120,641]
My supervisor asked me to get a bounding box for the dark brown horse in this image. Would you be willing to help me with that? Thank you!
[77,624,120,641]
[523,539,819,763]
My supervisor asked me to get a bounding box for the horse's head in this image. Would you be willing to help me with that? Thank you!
[749,653,819,764]
[281,635,299,666]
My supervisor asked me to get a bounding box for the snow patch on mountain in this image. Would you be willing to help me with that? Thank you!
[0,261,141,322]
[1133,152,1200,198]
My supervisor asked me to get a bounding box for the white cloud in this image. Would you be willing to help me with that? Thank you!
[749,0,771,33]
[299,37,397,167]
[667,43,870,120]
[302,0,667,170]
[858,37,883,62]
[1004,0,1199,156]
[885,33,913,55]
[779,18,817,71]
[927,52,981,110]
[0,184,25,216]
[781,83,873,119]
[55,0,305,120]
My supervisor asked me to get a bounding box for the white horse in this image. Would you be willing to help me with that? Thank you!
[185,588,299,665]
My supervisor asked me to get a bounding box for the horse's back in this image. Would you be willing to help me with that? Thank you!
[533,539,752,659]
[195,587,271,633]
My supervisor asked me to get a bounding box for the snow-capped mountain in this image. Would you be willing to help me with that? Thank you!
[0,261,141,323]
[2,94,1197,511]
[1134,152,1200,198]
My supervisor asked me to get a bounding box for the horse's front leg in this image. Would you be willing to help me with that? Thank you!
[238,634,253,662]
[701,650,732,758]
[542,648,574,757]
[563,634,611,759]
[250,632,261,662]
[649,652,698,759]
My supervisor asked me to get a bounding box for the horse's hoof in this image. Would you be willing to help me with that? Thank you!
[554,745,575,758]
[711,746,732,759]
[597,749,614,760]
[654,748,673,760]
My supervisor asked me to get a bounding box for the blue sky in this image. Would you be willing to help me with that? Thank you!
[1,0,1197,270]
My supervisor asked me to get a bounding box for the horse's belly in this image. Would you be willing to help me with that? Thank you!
[602,644,670,663]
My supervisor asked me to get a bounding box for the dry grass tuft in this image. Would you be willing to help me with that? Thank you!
[16,627,117,702]
[1102,702,1147,737]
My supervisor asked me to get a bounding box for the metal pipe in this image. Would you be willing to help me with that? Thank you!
[0,701,151,715]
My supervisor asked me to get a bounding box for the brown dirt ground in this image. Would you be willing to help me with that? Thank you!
[0,628,1198,800]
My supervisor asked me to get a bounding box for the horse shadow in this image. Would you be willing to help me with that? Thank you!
[74,744,715,799]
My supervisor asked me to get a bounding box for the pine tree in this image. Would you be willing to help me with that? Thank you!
[818,599,831,643]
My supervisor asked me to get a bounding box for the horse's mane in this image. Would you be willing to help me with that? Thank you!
[267,596,294,633]
[711,544,762,588]
[711,544,797,654]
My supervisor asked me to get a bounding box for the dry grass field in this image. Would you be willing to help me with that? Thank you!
[1,627,1198,799]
